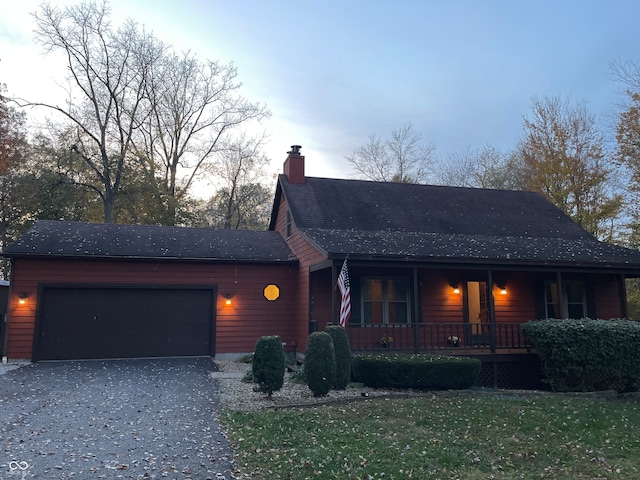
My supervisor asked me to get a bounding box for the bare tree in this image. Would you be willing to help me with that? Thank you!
[204,134,273,229]
[519,95,622,241]
[138,50,269,225]
[23,1,268,225]
[24,1,165,223]
[436,144,525,189]
[346,123,435,183]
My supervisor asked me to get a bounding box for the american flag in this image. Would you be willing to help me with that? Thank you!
[338,258,351,327]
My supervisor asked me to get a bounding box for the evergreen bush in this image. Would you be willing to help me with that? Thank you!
[325,325,352,390]
[304,331,337,396]
[252,335,285,397]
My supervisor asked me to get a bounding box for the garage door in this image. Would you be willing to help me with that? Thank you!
[35,286,215,361]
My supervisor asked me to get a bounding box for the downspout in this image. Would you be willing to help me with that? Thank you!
[412,267,420,354]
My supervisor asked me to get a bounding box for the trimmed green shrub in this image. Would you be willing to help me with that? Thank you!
[521,318,640,392]
[252,335,285,397]
[304,332,337,396]
[351,353,481,390]
[325,325,352,390]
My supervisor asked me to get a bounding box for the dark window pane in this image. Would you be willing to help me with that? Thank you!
[389,303,408,324]
[566,282,583,303]
[567,304,584,319]
[364,302,383,324]
[388,279,408,301]
[545,282,560,318]
[364,279,383,301]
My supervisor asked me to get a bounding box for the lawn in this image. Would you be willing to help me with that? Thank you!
[223,393,640,479]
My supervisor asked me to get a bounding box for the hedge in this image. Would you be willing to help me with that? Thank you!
[520,318,640,392]
[351,353,481,390]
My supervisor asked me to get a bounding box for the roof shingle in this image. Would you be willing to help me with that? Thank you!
[278,175,640,269]
[3,221,296,263]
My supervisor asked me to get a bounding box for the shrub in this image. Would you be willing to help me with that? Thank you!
[252,336,285,397]
[325,325,352,390]
[351,353,481,390]
[521,318,640,392]
[304,332,337,396]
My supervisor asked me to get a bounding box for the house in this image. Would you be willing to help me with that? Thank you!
[4,146,640,387]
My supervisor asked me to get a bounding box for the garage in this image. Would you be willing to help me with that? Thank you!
[34,285,215,361]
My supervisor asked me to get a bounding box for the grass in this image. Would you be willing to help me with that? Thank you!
[223,393,640,479]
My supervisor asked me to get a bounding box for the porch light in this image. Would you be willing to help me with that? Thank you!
[453,287,460,294]
[224,294,232,305]
[18,293,28,305]
[500,288,508,295]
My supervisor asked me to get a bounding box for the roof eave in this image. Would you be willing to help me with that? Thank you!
[324,252,640,273]
[3,252,299,264]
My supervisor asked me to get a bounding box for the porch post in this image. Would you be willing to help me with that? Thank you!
[331,261,337,325]
[556,272,567,318]
[309,267,316,334]
[487,270,496,354]
[412,267,420,354]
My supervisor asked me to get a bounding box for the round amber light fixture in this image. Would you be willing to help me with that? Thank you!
[263,284,280,301]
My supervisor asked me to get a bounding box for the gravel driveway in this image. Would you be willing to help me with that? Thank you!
[0,358,235,479]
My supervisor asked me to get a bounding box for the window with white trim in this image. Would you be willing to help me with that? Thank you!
[361,277,410,324]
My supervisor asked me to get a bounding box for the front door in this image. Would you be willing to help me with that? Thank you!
[465,281,490,346]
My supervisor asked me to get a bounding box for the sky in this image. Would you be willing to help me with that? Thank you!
[2,0,640,181]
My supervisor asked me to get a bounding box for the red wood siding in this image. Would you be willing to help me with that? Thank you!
[311,269,333,329]
[493,273,536,324]
[420,271,464,323]
[273,192,328,352]
[594,277,624,319]
[6,257,297,360]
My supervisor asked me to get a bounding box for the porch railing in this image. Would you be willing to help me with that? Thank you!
[346,322,530,353]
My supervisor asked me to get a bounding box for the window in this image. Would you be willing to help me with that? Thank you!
[285,210,292,239]
[361,277,410,324]
[544,281,586,319]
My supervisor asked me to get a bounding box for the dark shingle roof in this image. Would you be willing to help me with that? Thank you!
[277,176,640,269]
[3,221,296,263]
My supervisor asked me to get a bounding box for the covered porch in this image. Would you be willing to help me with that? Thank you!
[308,260,629,389]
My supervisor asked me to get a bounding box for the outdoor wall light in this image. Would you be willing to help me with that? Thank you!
[497,284,508,295]
[224,294,232,305]
[449,282,460,294]
[18,293,28,305]
[264,284,280,301]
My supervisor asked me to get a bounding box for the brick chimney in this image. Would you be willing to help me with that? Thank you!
[283,145,305,184]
